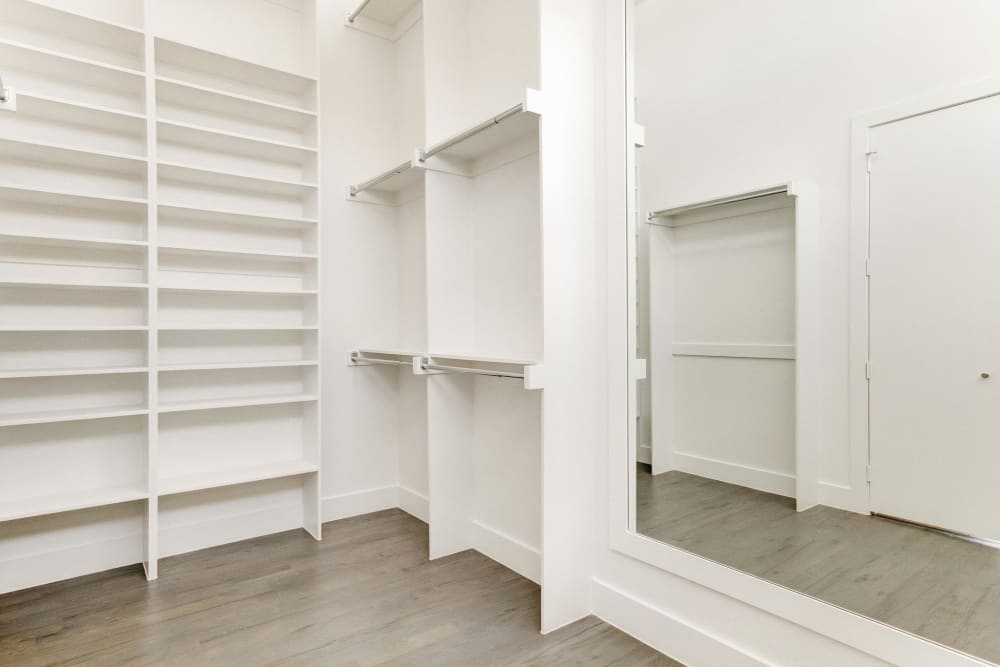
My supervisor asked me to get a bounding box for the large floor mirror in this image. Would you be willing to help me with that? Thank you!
[629,1,1000,664]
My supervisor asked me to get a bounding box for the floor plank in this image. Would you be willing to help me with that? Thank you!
[636,466,1000,664]
[1,510,680,666]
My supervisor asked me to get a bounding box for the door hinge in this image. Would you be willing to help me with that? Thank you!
[866,465,872,482]
[866,150,878,173]
[865,360,871,381]
[865,257,871,277]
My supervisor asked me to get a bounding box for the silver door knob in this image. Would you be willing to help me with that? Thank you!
[982,372,991,379]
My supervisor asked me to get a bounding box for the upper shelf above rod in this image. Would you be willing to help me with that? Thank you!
[418,89,543,174]
[346,155,425,206]
[345,0,422,41]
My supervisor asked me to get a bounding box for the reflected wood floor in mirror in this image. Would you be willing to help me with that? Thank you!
[637,465,1000,663]
[0,509,679,667]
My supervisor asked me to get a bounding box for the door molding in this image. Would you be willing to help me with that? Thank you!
[849,76,1000,517]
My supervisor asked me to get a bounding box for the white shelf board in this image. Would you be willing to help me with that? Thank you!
[158,118,317,155]
[0,486,148,523]
[158,461,318,497]
[427,351,540,367]
[159,360,317,373]
[158,244,316,262]
[158,393,318,414]
[0,325,148,332]
[0,366,148,379]
[348,0,420,26]
[0,137,147,173]
[158,325,317,332]
[0,405,149,428]
[13,89,146,122]
[158,285,316,296]
[357,347,422,358]
[0,231,148,249]
[348,159,425,205]
[12,0,145,36]
[0,279,148,291]
[158,203,317,229]
[155,77,316,123]
[0,36,145,78]
[346,0,421,41]
[158,160,317,197]
[420,91,542,170]
[0,183,147,209]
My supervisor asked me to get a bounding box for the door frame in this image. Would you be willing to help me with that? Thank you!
[849,77,1000,517]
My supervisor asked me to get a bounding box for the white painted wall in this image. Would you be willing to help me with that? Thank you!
[634,0,1000,511]
[318,0,426,520]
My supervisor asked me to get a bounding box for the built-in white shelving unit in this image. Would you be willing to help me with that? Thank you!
[0,0,321,595]
[340,0,547,598]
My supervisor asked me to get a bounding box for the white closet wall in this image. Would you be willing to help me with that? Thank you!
[0,0,321,593]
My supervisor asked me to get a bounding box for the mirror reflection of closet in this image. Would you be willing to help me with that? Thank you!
[639,191,797,546]
[630,2,1000,662]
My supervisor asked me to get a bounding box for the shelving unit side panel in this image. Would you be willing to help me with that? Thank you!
[426,374,474,559]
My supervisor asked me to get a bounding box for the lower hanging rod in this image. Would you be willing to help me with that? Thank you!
[347,0,373,23]
[351,352,411,368]
[419,103,525,162]
[421,360,525,380]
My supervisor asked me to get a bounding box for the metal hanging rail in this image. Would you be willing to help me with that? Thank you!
[350,352,411,368]
[421,358,525,380]
[419,103,525,162]
[347,0,374,23]
[349,160,413,197]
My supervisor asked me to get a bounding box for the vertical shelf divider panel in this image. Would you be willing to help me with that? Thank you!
[0,0,321,595]
[141,0,158,582]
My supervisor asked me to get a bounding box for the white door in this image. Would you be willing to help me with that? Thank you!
[869,93,1000,540]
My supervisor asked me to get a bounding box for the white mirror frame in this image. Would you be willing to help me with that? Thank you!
[603,1,988,664]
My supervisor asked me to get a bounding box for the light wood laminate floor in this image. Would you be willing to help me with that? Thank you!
[1,509,679,667]
[637,466,1000,664]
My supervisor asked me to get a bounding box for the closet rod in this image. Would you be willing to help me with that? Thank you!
[648,185,788,220]
[351,352,411,368]
[421,360,525,380]
[419,103,525,162]
[347,0,373,23]
[350,160,412,197]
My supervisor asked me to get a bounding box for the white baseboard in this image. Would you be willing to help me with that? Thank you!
[321,485,398,522]
[592,578,769,667]
[472,520,541,584]
[673,452,796,498]
[638,443,652,465]
[397,486,429,524]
